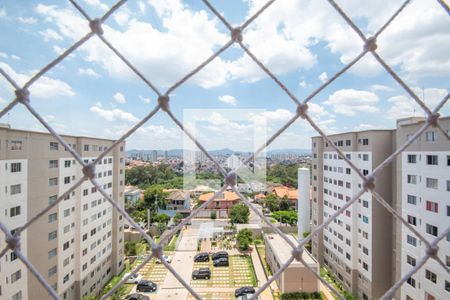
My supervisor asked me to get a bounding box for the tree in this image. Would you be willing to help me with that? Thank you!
[173,212,183,225]
[229,203,250,224]
[303,231,312,252]
[279,196,291,211]
[210,211,217,220]
[81,295,97,300]
[124,241,137,256]
[154,213,170,224]
[236,228,253,251]
[131,209,147,223]
[143,185,168,221]
[263,194,280,212]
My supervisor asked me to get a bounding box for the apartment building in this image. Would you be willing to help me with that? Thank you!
[395,117,450,300]
[0,125,125,300]
[311,130,395,300]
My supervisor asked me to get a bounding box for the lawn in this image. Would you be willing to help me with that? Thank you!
[190,255,256,288]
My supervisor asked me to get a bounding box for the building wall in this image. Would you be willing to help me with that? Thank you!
[396,117,450,300]
[311,130,395,300]
[0,127,125,300]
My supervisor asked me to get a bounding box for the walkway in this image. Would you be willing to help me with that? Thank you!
[250,248,274,300]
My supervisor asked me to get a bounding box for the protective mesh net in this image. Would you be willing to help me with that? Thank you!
[0,0,449,299]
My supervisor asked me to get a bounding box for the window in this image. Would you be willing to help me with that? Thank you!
[82,233,88,241]
[346,168,351,174]
[10,162,21,173]
[445,281,450,292]
[362,138,369,145]
[83,189,88,196]
[362,169,369,176]
[407,154,416,163]
[362,154,369,161]
[63,257,69,267]
[426,224,438,237]
[49,178,58,186]
[48,213,57,223]
[64,176,70,184]
[11,270,21,283]
[48,230,57,240]
[425,269,437,283]
[49,160,58,168]
[49,142,59,150]
[48,248,57,259]
[10,140,22,150]
[426,178,438,189]
[362,262,368,271]
[407,235,417,246]
[64,160,71,168]
[10,206,21,217]
[407,175,416,184]
[48,195,57,205]
[447,180,450,192]
[362,216,369,224]
[346,140,351,146]
[83,203,88,211]
[426,155,438,165]
[425,131,437,142]
[63,209,70,217]
[84,144,89,151]
[426,201,438,213]
[48,266,57,277]
[11,291,22,300]
[63,274,69,283]
[10,184,21,195]
[406,277,415,287]
[407,195,417,205]
[63,241,69,250]
[407,215,416,226]
[406,255,416,266]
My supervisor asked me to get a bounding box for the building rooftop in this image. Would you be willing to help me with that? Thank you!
[166,190,190,201]
[198,191,240,202]
[272,186,298,200]
[265,234,317,266]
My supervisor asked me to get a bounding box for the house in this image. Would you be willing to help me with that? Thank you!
[190,185,215,198]
[264,234,319,293]
[158,189,191,217]
[198,191,240,209]
[272,186,298,208]
[254,193,266,204]
[124,186,143,204]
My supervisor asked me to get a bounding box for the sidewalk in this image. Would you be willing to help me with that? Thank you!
[250,249,274,300]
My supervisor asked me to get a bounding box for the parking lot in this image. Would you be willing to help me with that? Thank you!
[190,255,256,288]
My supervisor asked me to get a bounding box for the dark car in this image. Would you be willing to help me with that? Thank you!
[125,293,150,300]
[136,280,157,292]
[235,286,256,298]
[194,252,210,262]
[211,251,228,260]
[192,268,211,279]
[213,257,229,267]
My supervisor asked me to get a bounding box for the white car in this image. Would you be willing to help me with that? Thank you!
[156,255,172,264]
[122,272,143,284]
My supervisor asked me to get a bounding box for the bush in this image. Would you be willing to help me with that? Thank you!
[280,291,322,299]
[236,228,253,251]
[210,210,217,219]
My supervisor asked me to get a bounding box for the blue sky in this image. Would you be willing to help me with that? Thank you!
[0,0,449,151]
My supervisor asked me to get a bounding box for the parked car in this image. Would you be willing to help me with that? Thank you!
[213,257,229,267]
[235,286,256,298]
[237,293,259,300]
[211,251,228,260]
[194,252,209,262]
[125,293,150,300]
[156,255,172,264]
[122,272,143,284]
[192,268,211,280]
[136,280,157,292]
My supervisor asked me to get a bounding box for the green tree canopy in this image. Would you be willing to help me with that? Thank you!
[230,203,250,225]
[236,228,253,251]
[272,210,297,225]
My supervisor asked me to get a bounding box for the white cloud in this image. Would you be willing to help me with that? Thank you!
[90,104,138,122]
[139,95,151,103]
[0,52,8,59]
[52,46,64,55]
[10,55,20,60]
[113,92,127,104]
[354,123,386,131]
[324,89,379,116]
[370,84,393,92]
[82,0,108,11]
[386,87,448,119]
[299,78,310,89]
[218,95,238,106]
[78,68,100,79]
[0,62,75,99]
[17,17,37,24]
[113,7,130,26]
[0,8,6,18]
[40,29,63,42]
[318,72,328,83]
[138,1,146,14]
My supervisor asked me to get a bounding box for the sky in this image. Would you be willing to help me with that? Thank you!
[0,0,449,151]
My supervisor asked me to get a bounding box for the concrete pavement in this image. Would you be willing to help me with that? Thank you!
[250,248,274,300]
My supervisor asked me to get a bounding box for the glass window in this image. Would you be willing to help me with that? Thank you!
[426,178,438,189]
[49,142,59,150]
[10,184,21,195]
[10,162,21,173]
